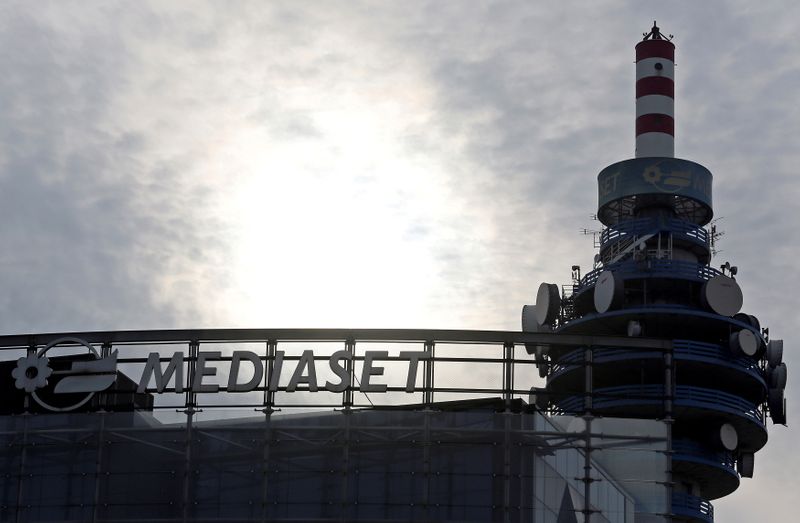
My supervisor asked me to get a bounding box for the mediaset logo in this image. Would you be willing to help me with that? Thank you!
[11,337,118,412]
[9,338,433,408]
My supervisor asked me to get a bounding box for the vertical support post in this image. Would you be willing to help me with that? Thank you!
[582,347,594,523]
[14,405,30,523]
[502,342,514,522]
[185,341,199,413]
[261,339,277,523]
[503,406,512,523]
[421,341,435,517]
[502,342,514,408]
[423,341,435,408]
[532,444,538,523]
[22,344,34,414]
[583,348,593,414]
[183,340,199,523]
[260,411,273,523]
[664,345,675,518]
[98,342,112,411]
[422,408,431,518]
[14,344,35,523]
[91,411,106,523]
[340,402,352,522]
[263,340,277,413]
[343,339,355,410]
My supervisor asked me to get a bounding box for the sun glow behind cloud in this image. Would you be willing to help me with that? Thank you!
[224,92,456,327]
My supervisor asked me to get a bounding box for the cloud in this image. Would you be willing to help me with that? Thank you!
[0,4,233,330]
[0,1,797,520]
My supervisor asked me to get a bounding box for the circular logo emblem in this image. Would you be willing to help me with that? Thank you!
[11,337,118,412]
[642,161,692,193]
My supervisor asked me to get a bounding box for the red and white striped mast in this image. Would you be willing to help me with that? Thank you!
[635,22,675,157]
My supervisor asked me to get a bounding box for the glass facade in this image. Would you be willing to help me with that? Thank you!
[0,407,666,522]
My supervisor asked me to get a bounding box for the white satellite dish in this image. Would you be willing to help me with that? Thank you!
[534,345,550,378]
[719,423,738,451]
[701,275,743,316]
[566,417,586,433]
[768,388,787,425]
[738,452,755,478]
[522,304,539,332]
[729,329,758,357]
[523,304,553,361]
[534,283,561,326]
[766,339,783,368]
[768,363,787,390]
[594,271,622,313]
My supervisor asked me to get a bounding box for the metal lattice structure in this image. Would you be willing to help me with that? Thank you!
[522,22,786,523]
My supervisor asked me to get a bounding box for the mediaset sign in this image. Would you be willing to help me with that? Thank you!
[11,337,431,411]
[597,157,713,209]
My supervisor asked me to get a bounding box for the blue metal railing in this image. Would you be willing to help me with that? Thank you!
[672,439,737,477]
[599,217,653,245]
[599,217,710,248]
[672,492,714,523]
[549,340,764,386]
[676,386,764,426]
[672,340,763,383]
[553,385,765,428]
[579,259,722,288]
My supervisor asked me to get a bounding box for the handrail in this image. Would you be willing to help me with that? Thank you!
[672,340,762,379]
[549,340,763,384]
[600,218,709,247]
[580,259,722,287]
[554,385,764,427]
[0,328,673,352]
[672,492,714,523]
[599,217,652,245]
[672,439,737,475]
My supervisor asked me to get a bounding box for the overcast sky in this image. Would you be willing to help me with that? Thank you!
[0,1,797,521]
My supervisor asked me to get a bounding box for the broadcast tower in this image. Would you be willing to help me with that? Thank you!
[523,22,787,521]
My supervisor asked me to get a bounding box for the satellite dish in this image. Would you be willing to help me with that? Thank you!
[766,339,783,368]
[701,275,743,316]
[733,313,760,331]
[719,423,738,451]
[530,388,549,410]
[594,271,623,313]
[523,305,550,357]
[534,345,550,378]
[534,283,561,326]
[566,417,586,433]
[522,304,539,332]
[768,388,787,425]
[738,452,755,478]
[729,329,758,357]
[538,362,549,379]
[768,363,787,389]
